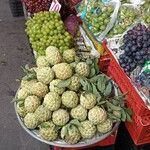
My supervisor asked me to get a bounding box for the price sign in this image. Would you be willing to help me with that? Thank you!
[49,0,61,12]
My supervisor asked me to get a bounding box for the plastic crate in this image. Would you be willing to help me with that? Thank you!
[125,115,150,145]
[99,41,150,145]
[100,41,150,117]
[53,130,117,150]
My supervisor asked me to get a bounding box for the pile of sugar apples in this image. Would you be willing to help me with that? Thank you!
[15,46,118,144]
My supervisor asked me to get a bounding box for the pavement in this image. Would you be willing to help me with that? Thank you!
[0,1,49,150]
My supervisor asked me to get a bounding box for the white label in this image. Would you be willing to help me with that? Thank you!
[49,0,61,12]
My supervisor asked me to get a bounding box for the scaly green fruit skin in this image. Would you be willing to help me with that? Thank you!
[80,93,97,109]
[61,125,81,144]
[17,88,29,100]
[52,63,73,80]
[68,75,81,91]
[39,121,58,141]
[88,106,107,125]
[36,56,49,68]
[46,46,62,66]
[62,91,79,108]
[49,79,65,95]
[75,62,90,77]
[16,101,27,118]
[97,119,113,134]
[71,105,87,121]
[63,49,76,63]
[36,67,54,84]
[24,113,39,129]
[21,80,37,92]
[31,82,48,98]
[52,109,70,126]
[24,96,41,113]
[35,105,51,123]
[78,120,96,139]
[43,92,61,111]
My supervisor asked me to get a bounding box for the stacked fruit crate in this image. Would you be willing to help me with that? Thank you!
[99,42,150,145]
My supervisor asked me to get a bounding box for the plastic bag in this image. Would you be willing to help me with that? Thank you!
[108,4,140,38]
[76,0,121,41]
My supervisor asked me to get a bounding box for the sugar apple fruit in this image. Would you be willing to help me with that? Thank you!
[68,75,81,91]
[16,101,27,118]
[78,120,96,139]
[61,124,81,144]
[75,62,90,77]
[36,56,49,68]
[35,105,52,123]
[52,63,73,80]
[62,91,79,108]
[24,113,38,129]
[49,79,65,95]
[88,106,107,125]
[71,105,87,121]
[17,88,29,100]
[52,109,70,126]
[21,79,37,91]
[24,95,41,113]
[63,49,76,63]
[97,118,113,134]
[43,92,61,111]
[31,82,48,98]
[36,67,54,84]
[39,121,58,141]
[46,46,62,66]
[80,92,96,109]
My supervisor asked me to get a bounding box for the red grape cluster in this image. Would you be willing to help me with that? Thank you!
[22,0,52,13]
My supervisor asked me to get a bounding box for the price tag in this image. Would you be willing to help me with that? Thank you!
[49,0,61,12]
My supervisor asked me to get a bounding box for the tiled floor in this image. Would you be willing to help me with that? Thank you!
[0,1,49,150]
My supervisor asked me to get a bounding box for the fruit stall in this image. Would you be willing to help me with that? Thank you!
[11,0,150,150]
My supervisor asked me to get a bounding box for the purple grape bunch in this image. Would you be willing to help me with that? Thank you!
[119,23,150,75]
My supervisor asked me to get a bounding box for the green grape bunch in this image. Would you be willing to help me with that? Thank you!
[25,11,73,56]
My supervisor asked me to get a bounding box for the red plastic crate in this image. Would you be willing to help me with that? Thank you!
[54,130,117,150]
[125,115,150,145]
[99,41,150,145]
[100,41,150,117]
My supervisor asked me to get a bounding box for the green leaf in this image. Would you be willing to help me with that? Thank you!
[108,113,121,122]
[121,109,127,122]
[61,126,68,139]
[103,82,112,97]
[97,96,102,103]
[86,58,93,65]
[57,79,71,88]
[97,77,106,93]
[80,78,86,86]
[90,75,101,83]
[11,98,23,103]
[39,123,50,129]
[70,119,81,127]
[87,82,93,92]
[125,108,133,116]
[89,67,96,78]
[98,101,106,105]
[92,83,101,97]
[126,113,132,122]
[106,101,122,111]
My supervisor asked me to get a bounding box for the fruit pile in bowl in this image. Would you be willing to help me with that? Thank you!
[13,47,131,147]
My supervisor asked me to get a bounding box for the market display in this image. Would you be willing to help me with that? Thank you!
[26,11,73,55]
[13,0,150,148]
[14,46,131,145]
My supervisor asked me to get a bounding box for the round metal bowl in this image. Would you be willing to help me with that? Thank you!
[14,81,120,148]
